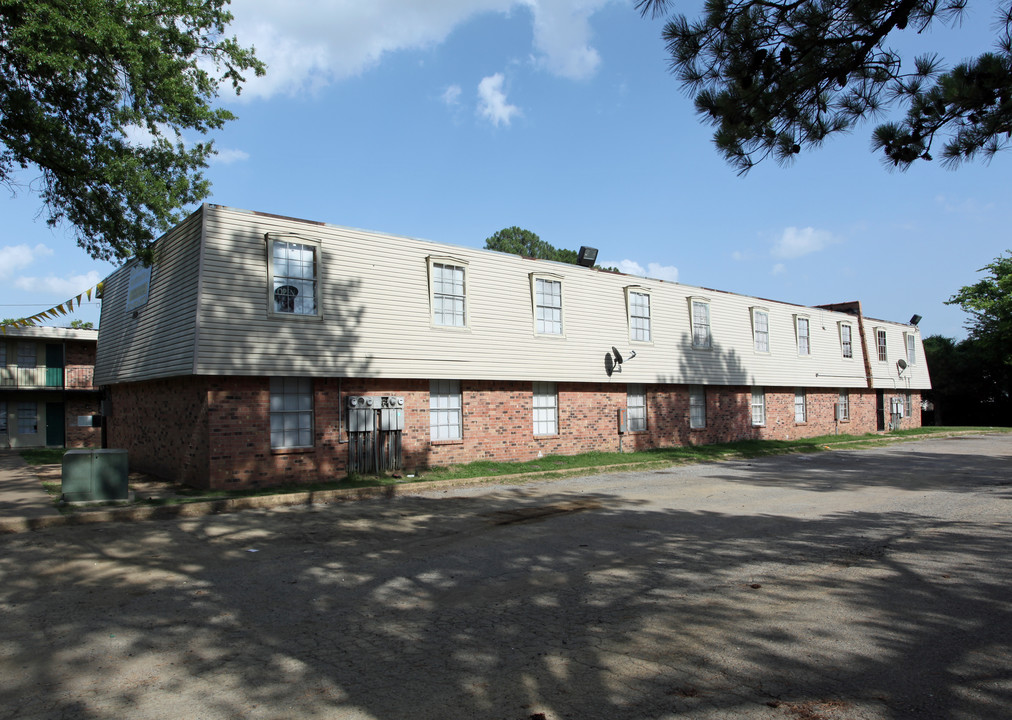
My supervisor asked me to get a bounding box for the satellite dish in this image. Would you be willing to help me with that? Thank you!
[604,352,615,377]
[612,346,624,365]
[897,359,908,373]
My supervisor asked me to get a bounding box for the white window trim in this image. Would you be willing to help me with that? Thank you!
[627,383,647,432]
[689,297,711,350]
[530,273,565,338]
[269,377,314,450]
[751,387,766,427]
[875,327,888,362]
[427,256,470,330]
[837,390,850,422]
[533,381,559,435]
[625,287,652,344]
[839,322,854,359]
[265,233,323,321]
[689,385,706,429]
[795,314,811,357]
[751,307,770,354]
[429,379,463,441]
[904,332,917,364]
[794,388,807,423]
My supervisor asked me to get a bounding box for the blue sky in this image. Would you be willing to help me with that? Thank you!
[2,0,1010,340]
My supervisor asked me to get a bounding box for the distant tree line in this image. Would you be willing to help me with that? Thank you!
[924,251,1012,425]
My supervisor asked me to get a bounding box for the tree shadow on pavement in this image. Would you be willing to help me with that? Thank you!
[1,484,1009,720]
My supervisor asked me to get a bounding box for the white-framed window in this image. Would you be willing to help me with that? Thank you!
[125,263,152,312]
[430,379,462,441]
[796,316,811,356]
[17,402,37,434]
[840,323,853,359]
[905,392,913,418]
[905,333,916,364]
[0,401,6,433]
[429,259,467,328]
[533,382,558,435]
[876,329,887,362]
[268,236,320,317]
[837,390,850,421]
[269,377,313,449]
[794,389,807,423]
[690,298,711,349]
[533,276,563,335]
[689,385,706,429]
[17,342,36,368]
[627,290,651,342]
[751,387,765,426]
[752,308,770,353]
[627,384,647,432]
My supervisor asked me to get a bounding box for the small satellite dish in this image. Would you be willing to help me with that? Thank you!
[897,358,908,373]
[604,352,615,377]
[612,346,624,365]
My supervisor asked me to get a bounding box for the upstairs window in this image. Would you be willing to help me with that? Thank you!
[690,299,711,349]
[840,323,853,358]
[627,290,651,342]
[533,277,563,335]
[269,237,319,317]
[627,384,647,432]
[876,329,888,361]
[752,309,770,353]
[796,316,810,356]
[430,261,467,327]
[689,386,706,429]
[16,343,36,368]
[905,333,916,364]
[533,382,558,435]
[430,380,463,440]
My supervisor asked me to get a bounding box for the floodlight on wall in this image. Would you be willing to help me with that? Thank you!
[909,314,922,326]
[577,246,598,267]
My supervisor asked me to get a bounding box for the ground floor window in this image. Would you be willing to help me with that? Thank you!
[270,377,313,449]
[533,382,558,436]
[0,401,6,433]
[751,387,765,426]
[837,390,850,422]
[627,384,646,432]
[905,392,913,418]
[430,379,462,440]
[17,402,37,434]
[689,386,705,429]
[794,389,806,423]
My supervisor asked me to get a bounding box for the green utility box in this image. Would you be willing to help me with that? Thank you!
[61,449,129,503]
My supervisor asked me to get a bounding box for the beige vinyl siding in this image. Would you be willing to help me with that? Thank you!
[94,210,203,385]
[181,206,901,389]
[862,319,932,391]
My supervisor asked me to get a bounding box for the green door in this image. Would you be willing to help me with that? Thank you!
[46,402,65,447]
[45,344,64,387]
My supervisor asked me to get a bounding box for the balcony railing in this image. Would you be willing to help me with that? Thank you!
[0,366,96,390]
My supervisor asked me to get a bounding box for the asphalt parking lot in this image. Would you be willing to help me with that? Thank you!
[1,434,1010,720]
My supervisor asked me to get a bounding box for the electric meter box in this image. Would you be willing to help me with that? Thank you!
[61,449,129,502]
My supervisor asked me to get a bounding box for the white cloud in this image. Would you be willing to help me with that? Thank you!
[227,1,616,99]
[212,147,251,164]
[442,84,462,106]
[771,263,786,275]
[477,74,521,127]
[605,259,679,283]
[14,271,103,296]
[0,244,53,278]
[772,226,837,259]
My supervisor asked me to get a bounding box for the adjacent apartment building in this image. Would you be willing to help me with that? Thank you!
[1,326,101,449]
[95,204,931,489]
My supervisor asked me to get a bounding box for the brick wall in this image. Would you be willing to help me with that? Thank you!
[65,395,101,448]
[108,376,917,489]
[107,377,210,486]
[65,341,96,389]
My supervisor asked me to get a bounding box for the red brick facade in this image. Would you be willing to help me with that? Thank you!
[107,376,922,489]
